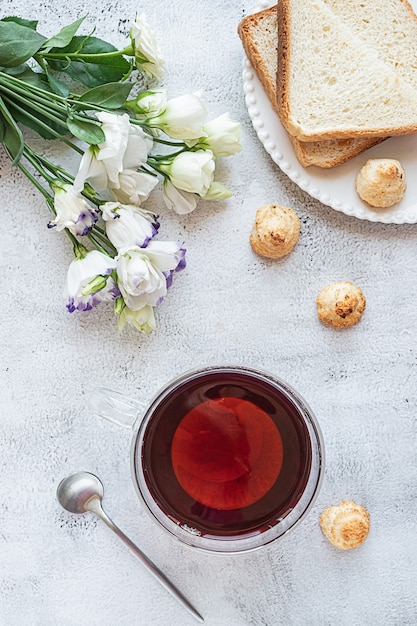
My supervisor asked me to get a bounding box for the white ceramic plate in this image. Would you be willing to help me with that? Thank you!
[243,0,417,224]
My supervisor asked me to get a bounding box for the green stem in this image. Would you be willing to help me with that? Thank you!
[24,147,106,216]
[140,164,159,178]
[22,147,56,185]
[145,160,167,179]
[0,74,102,132]
[87,232,115,256]
[148,148,186,162]
[16,159,54,203]
[0,71,128,118]
[128,117,154,128]
[93,224,107,235]
[0,71,66,102]
[2,95,83,154]
[41,48,128,61]
[0,83,69,129]
[0,73,68,115]
[64,227,81,250]
[151,136,186,148]
[34,152,75,182]
[92,228,117,255]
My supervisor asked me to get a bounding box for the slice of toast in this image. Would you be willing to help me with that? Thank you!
[238,5,383,168]
[277,0,417,142]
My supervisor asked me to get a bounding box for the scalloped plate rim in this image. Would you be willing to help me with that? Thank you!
[243,0,417,225]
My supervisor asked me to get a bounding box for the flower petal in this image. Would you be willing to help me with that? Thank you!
[162,180,197,214]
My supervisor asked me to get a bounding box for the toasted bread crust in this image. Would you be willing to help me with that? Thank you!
[238,6,385,167]
[238,7,279,113]
[291,136,385,169]
[276,0,291,135]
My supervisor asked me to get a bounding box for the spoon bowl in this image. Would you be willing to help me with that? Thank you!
[57,471,104,514]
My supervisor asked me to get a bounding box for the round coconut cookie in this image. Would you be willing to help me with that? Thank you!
[250,204,300,259]
[320,500,370,550]
[316,281,366,328]
[356,158,406,208]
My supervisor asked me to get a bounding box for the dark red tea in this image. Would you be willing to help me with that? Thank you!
[171,397,284,510]
[139,370,312,537]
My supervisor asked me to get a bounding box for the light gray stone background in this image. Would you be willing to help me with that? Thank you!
[1,0,416,624]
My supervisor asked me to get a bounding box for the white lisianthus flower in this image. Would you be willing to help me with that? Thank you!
[194,113,242,157]
[49,182,97,235]
[116,302,156,335]
[64,249,119,312]
[73,112,153,194]
[203,181,232,201]
[130,12,164,80]
[116,241,186,310]
[74,113,131,190]
[162,180,197,214]
[147,92,208,140]
[102,202,159,249]
[159,150,215,196]
[110,169,158,206]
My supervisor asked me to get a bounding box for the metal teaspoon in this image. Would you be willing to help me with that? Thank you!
[56,471,204,623]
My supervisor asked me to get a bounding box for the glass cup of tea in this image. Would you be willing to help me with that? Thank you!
[89,366,325,554]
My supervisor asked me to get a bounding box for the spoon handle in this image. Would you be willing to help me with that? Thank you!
[87,497,204,623]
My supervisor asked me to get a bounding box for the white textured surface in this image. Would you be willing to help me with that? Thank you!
[1,1,417,625]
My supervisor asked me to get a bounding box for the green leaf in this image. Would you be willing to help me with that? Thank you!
[48,34,117,58]
[0,96,24,163]
[41,16,86,51]
[12,99,70,139]
[7,65,50,88]
[45,71,70,97]
[0,21,46,67]
[67,117,105,144]
[5,63,67,96]
[46,36,130,87]
[0,62,30,75]
[1,17,38,30]
[77,82,133,109]
[9,106,66,140]
[65,59,130,87]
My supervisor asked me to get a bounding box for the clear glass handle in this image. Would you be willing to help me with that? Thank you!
[88,387,146,430]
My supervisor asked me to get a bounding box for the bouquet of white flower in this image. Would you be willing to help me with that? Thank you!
[0,12,241,334]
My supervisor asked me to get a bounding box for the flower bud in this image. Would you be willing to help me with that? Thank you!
[147,92,208,140]
[116,302,156,335]
[127,88,167,117]
[159,150,215,196]
[196,113,242,157]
